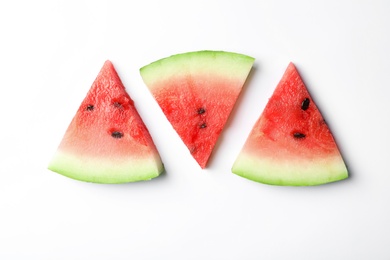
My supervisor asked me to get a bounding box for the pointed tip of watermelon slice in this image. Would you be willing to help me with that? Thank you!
[286,61,297,72]
[103,59,113,67]
[102,60,116,75]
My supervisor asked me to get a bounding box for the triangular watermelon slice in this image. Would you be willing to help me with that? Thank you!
[48,60,164,183]
[140,51,254,168]
[232,62,348,186]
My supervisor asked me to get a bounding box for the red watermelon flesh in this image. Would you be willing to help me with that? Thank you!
[232,62,348,186]
[140,51,254,168]
[48,60,164,183]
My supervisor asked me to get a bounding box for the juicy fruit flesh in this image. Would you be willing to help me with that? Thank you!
[248,63,340,159]
[59,94,151,158]
[140,50,254,168]
[153,74,244,168]
[49,60,163,183]
[232,62,348,186]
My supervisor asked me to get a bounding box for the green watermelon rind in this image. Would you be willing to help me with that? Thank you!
[232,154,348,186]
[140,50,255,89]
[49,151,163,184]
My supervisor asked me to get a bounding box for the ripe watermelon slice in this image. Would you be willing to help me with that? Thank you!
[140,51,254,168]
[232,62,348,186]
[48,60,164,183]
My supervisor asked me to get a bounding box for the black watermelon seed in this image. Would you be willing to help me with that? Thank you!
[200,123,207,129]
[197,107,206,114]
[86,104,94,111]
[111,131,124,139]
[301,98,310,110]
[293,132,306,139]
[113,102,122,108]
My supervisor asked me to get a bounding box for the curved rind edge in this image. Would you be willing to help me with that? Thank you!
[48,151,164,184]
[231,154,348,186]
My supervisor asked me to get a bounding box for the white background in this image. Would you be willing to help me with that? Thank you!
[1,0,389,259]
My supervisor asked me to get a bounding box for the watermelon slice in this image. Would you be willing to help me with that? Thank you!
[48,60,164,183]
[140,51,254,168]
[232,62,348,186]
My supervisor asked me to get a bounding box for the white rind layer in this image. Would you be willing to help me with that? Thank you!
[48,151,164,184]
[140,50,255,89]
[232,153,348,186]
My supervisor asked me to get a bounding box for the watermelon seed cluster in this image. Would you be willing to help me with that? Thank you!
[196,107,207,129]
[291,97,311,139]
[110,101,126,138]
[86,104,94,111]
